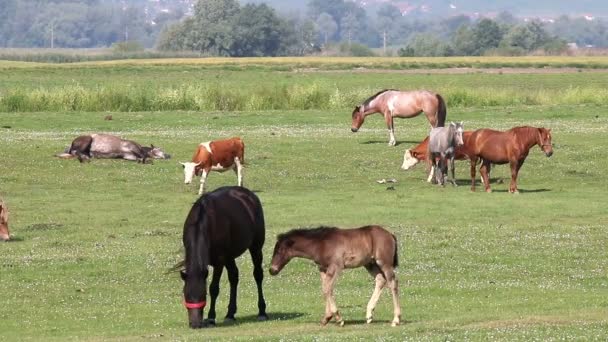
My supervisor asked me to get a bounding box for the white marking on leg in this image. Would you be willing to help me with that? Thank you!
[388,129,396,146]
[366,272,386,324]
[198,170,208,195]
[234,157,243,186]
[427,165,434,183]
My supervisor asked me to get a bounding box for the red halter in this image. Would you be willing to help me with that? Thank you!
[183,300,206,309]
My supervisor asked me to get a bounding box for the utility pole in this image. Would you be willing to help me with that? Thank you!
[383,30,387,56]
[50,21,55,49]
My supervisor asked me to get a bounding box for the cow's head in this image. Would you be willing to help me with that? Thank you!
[180,162,202,184]
[401,149,423,170]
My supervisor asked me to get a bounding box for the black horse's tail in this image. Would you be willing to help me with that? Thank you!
[436,93,447,127]
[392,234,399,268]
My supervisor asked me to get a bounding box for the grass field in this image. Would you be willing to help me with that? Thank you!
[0,59,607,340]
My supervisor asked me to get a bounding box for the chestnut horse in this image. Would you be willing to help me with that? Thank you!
[269,225,401,327]
[351,89,447,146]
[177,186,268,328]
[468,126,553,193]
[0,199,9,241]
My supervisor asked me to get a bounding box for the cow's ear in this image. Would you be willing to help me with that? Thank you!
[180,162,186,168]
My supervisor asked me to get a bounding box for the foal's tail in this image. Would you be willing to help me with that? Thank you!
[435,93,447,127]
[392,234,399,268]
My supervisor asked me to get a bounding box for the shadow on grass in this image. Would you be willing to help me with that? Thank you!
[346,319,415,326]
[361,140,418,146]
[208,312,306,326]
[3,236,24,242]
[491,188,551,193]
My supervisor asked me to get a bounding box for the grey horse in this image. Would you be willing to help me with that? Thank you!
[428,122,464,186]
[57,134,170,163]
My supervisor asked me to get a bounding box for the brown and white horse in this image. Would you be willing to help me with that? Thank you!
[468,126,553,193]
[269,225,401,327]
[351,89,447,146]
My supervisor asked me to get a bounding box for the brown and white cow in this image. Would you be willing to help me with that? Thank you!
[180,137,245,195]
[401,131,476,183]
[0,199,10,241]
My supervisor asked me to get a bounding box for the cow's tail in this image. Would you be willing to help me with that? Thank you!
[436,93,447,127]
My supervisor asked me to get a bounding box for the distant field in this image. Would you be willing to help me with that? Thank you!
[0,61,607,340]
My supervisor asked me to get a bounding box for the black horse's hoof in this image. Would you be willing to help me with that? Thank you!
[224,317,237,325]
[203,318,216,326]
[257,314,269,321]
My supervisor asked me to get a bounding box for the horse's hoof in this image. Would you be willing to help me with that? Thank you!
[391,321,399,327]
[512,190,520,195]
[203,319,216,327]
[485,189,492,193]
[338,320,345,327]
[366,317,373,324]
[224,317,236,324]
[257,314,268,321]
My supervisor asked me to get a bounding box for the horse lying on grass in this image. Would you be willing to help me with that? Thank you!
[269,225,401,327]
[56,134,170,163]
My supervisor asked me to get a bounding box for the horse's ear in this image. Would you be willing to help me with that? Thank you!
[150,144,155,149]
[180,270,187,281]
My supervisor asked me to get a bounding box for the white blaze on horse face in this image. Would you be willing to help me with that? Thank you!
[181,162,198,184]
[401,150,419,170]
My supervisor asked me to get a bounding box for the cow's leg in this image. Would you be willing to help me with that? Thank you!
[365,264,386,324]
[234,157,243,187]
[198,170,208,195]
[385,112,396,146]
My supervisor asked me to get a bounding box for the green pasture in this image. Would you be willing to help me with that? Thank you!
[0,63,607,341]
[1,57,608,112]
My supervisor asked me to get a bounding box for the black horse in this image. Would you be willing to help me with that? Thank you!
[178,186,268,328]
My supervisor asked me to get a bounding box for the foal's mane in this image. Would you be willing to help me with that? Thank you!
[277,226,338,242]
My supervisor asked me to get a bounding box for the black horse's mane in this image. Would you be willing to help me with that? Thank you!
[361,89,397,107]
[278,226,339,242]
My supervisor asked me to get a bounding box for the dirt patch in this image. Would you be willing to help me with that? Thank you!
[292,67,608,74]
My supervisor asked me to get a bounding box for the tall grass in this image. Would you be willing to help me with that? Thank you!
[1,83,607,112]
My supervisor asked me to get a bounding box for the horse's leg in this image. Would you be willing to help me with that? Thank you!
[380,265,401,327]
[509,159,524,194]
[249,247,268,320]
[207,265,224,325]
[365,264,386,324]
[385,112,396,146]
[198,170,208,195]
[224,258,239,322]
[480,160,492,193]
[450,155,457,186]
[320,269,343,326]
[470,157,478,192]
[234,157,244,187]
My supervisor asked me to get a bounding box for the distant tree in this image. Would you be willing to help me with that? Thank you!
[376,4,401,55]
[316,12,337,48]
[472,18,503,55]
[503,20,550,51]
[231,4,284,56]
[188,0,240,55]
[340,12,359,46]
[451,24,476,55]
[402,33,454,57]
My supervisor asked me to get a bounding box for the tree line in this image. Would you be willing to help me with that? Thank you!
[1,0,607,56]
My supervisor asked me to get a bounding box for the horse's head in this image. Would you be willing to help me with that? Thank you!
[401,149,422,170]
[452,121,465,147]
[538,128,553,157]
[180,268,209,328]
[269,235,295,276]
[181,162,202,184]
[351,105,364,132]
[0,200,9,242]
[147,145,171,159]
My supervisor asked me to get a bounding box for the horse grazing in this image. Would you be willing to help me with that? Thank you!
[269,225,401,327]
[468,126,553,193]
[428,122,464,186]
[178,186,267,328]
[0,199,9,241]
[181,137,244,195]
[351,89,447,146]
[57,134,170,163]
